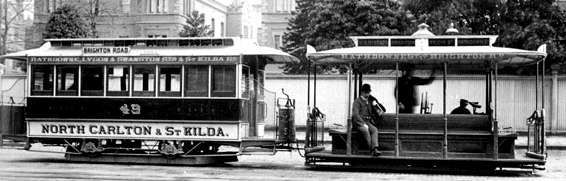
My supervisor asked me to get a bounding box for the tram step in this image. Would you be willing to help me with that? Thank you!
[239,147,276,155]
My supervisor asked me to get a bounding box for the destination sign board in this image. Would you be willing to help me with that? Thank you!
[83,47,130,54]
[458,38,490,46]
[358,39,388,46]
[429,39,456,46]
[28,121,240,141]
[391,39,415,46]
[29,56,240,64]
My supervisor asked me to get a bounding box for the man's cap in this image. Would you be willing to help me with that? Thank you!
[460,99,469,104]
[362,84,371,92]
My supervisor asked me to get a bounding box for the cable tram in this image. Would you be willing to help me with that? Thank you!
[2,37,299,165]
[303,25,548,172]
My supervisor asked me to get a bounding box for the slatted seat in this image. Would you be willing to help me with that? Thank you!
[329,113,517,158]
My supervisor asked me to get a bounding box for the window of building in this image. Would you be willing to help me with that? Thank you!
[274,35,281,49]
[220,22,224,37]
[147,0,168,13]
[212,66,236,97]
[108,66,130,96]
[275,0,295,12]
[159,66,181,97]
[56,66,79,96]
[133,66,155,96]
[120,0,131,13]
[46,0,60,13]
[81,66,104,96]
[212,18,215,36]
[31,66,54,96]
[243,26,249,39]
[185,65,209,97]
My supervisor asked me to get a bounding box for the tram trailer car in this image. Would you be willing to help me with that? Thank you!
[303,25,548,172]
[2,37,298,165]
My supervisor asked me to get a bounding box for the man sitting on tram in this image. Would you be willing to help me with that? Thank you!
[352,84,382,156]
[450,99,472,114]
[395,64,436,113]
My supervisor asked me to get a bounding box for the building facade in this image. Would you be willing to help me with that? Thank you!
[30,0,293,49]
[258,0,295,49]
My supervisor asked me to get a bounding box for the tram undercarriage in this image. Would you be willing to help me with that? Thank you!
[25,138,241,165]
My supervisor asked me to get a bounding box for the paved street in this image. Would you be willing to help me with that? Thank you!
[0,145,565,181]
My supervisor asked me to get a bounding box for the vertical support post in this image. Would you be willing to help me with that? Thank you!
[541,60,546,154]
[314,63,317,108]
[0,63,3,147]
[359,72,363,97]
[306,54,311,148]
[443,62,448,158]
[395,62,400,157]
[346,64,353,156]
[493,62,499,160]
[251,56,259,137]
[354,70,358,99]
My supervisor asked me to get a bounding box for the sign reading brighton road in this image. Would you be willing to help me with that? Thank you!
[83,47,131,54]
[28,121,240,141]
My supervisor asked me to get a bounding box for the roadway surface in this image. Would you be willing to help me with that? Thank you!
[0,145,565,181]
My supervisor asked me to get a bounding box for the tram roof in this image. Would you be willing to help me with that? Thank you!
[1,37,299,64]
[307,35,547,68]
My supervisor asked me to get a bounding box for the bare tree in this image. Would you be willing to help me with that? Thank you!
[74,0,124,38]
[0,0,33,55]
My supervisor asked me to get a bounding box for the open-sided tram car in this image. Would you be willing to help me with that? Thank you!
[3,37,298,165]
[303,26,548,171]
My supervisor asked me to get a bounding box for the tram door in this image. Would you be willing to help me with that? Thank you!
[241,63,272,139]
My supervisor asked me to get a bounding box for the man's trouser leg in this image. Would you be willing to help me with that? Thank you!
[356,125,371,149]
[368,123,378,149]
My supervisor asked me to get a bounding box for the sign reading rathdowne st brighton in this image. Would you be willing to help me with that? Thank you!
[339,53,506,60]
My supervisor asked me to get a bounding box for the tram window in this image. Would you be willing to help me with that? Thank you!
[159,67,181,97]
[107,66,130,96]
[212,66,236,97]
[133,66,155,96]
[31,66,54,96]
[241,66,250,99]
[185,66,209,97]
[81,66,104,96]
[56,66,78,96]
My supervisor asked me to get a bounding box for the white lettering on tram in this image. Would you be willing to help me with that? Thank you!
[340,53,504,60]
[38,124,231,138]
[83,47,130,54]
[30,56,241,63]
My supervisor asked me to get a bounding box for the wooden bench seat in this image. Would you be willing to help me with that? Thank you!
[329,113,517,159]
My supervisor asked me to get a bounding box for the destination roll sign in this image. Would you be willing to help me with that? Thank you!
[357,37,492,47]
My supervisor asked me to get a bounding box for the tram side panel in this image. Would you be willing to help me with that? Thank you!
[26,97,244,146]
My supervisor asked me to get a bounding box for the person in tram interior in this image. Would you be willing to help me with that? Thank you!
[450,99,472,114]
[352,84,383,156]
[395,64,436,113]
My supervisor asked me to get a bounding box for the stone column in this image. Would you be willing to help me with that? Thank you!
[550,64,560,134]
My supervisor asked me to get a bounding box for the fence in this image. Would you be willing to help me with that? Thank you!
[265,74,565,134]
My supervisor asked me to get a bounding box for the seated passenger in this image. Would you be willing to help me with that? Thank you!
[451,99,472,114]
[352,84,382,156]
